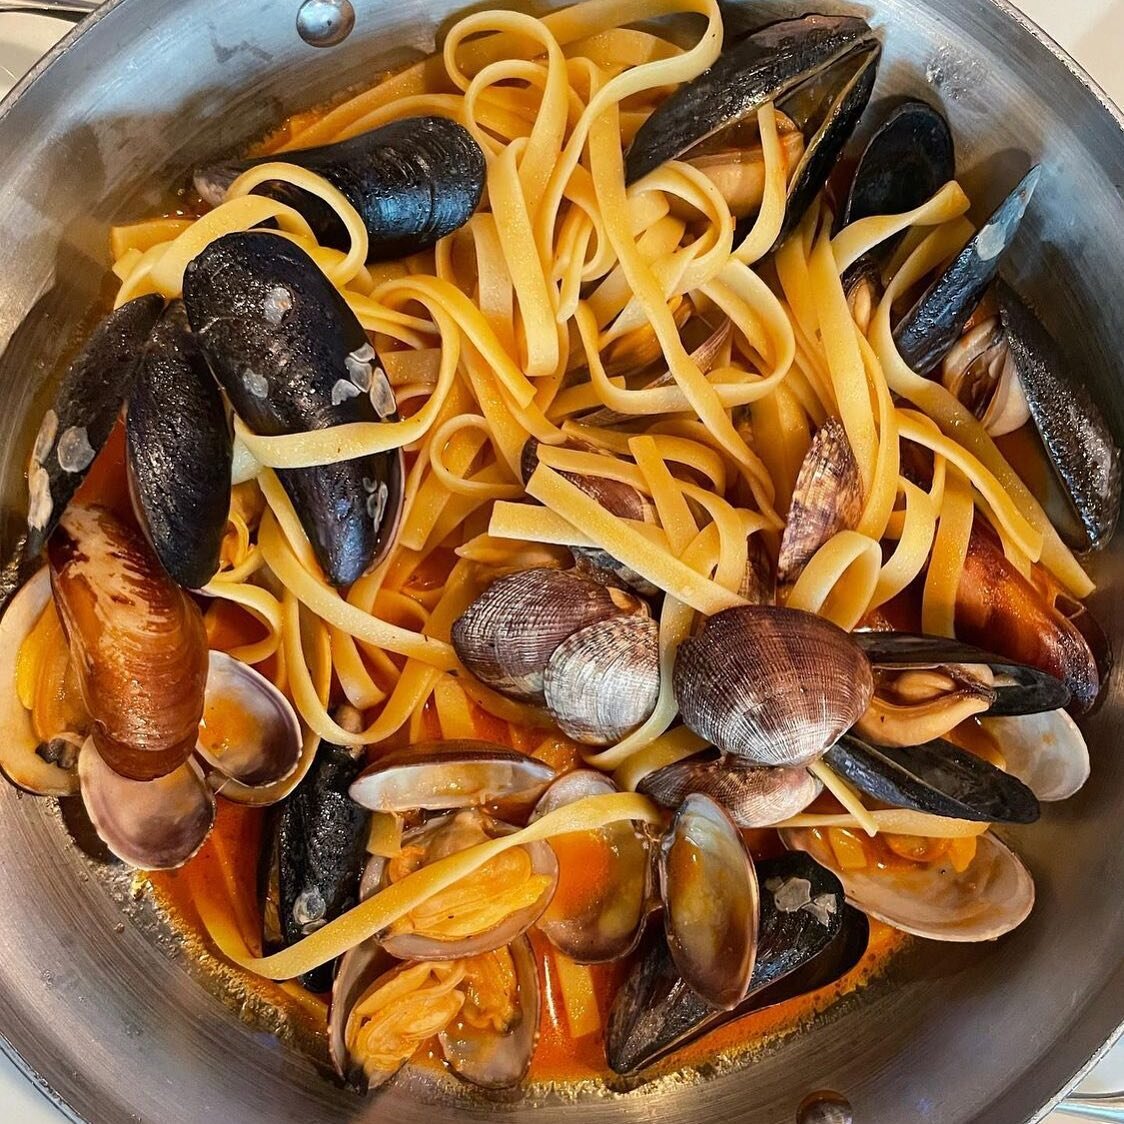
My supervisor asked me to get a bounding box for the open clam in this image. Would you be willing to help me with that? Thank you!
[981,710,1090,802]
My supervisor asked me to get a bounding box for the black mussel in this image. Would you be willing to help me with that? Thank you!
[841,99,955,227]
[607,851,845,1075]
[183,231,404,586]
[851,630,1072,716]
[125,301,232,590]
[194,116,485,262]
[261,724,370,992]
[893,167,1040,375]
[26,295,163,557]
[825,734,1040,824]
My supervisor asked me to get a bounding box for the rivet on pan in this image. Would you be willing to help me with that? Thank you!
[796,1090,854,1124]
[295,0,356,47]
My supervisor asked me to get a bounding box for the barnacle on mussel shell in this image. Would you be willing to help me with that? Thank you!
[183,231,404,587]
[194,116,486,262]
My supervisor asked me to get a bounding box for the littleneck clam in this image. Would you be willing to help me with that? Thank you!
[329,936,398,1088]
[48,505,208,782]
[531,771,651,964]
[78,737,215,869]
[125,301,232,590]
[349,741,556,812]
[542,614,660,745]
[452,567,644,703]
[673,605,874,767]
[783,827,1035,942]
[182,231,404,587]
[25,294,164,558]
[194,116,486,262]
[982,710,1090,802]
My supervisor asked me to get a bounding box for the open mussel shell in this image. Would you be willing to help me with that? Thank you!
[25,294,163,557]
[531,771,652,964]
[543,615,660,746]
[349,741,556,813]
[126,301,232,591]
[997,281,1121,550]
[983,710,1090,801]
[452,567,644,703]
[639,750,820,828]
[195,116,485,262]
[660,794,758,1010]
[851,630,1071,716]
[78,737,215,869]
[183,231,404,587]
[894,167,1040,376]
[0,568,78,796]
[48,504,208,781]
[439,935,540,1090]
[783,827,1034,942]
[674,605,874,767]
[199,650,302,790]
[825,734,1039,824]
[607,850,846,1074]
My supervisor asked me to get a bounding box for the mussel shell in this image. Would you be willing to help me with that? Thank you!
[125,301,232,590]
[982,710,1090,801]
[194,116,485,262]
[673,605,874,767]
[0,567,79,796]
[451,567,643,703]
[531,771,652,964]
[893,167,1040,375]
[998,281,1121,551]
[48,505,208,781]
[625,15,873,185]
[78,737,215,869]
[543,614,660,746]
[841,99,955,227]
[639,751,820,828]
[349,741,556,813]
[783,827,1034,942]
[660,794,758,1010]
[438,935,540,1090]
[182,231,404,587]
[26,295,163,558]
[199,650,302,790]
[824,734,1039,824]
[851,629,1072,715]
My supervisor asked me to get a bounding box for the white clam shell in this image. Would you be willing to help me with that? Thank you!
[982,710,1090,801]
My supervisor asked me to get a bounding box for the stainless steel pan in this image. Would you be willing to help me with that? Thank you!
[0,1,1122,1121]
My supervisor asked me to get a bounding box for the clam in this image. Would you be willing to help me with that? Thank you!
[182,231,404,587]
[777,417,863,584]
[452,567,644,703]
[25,295,163,558]
[369,809,558,961]
[739,533,776,605]
[542,614,660,746]
[48,505,208,782]
[531,771,652,964]
[783,826,1035,942]
[349,741,556,812]
[824,734,1040,823]
[660,794,758,1010]
[329,936,399,1087]
[982,710,1090,801]
[607,851,846,1075]
[673,605,874,767]
[638,750,820,828]
[125,301,232,590]
[78,737,215,869]
[194,116,486,262]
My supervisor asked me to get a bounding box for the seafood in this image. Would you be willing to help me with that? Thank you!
[25,295,163,557]
[125,301,232,590]
[182,231,404,587]
[982,710,1090,801]
[48,505,208,782]
[452,567,645,703]
[195,116,486,262]
[673,605,874,766]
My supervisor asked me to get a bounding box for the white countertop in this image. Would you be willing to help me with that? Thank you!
[1,1,1122,1120]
